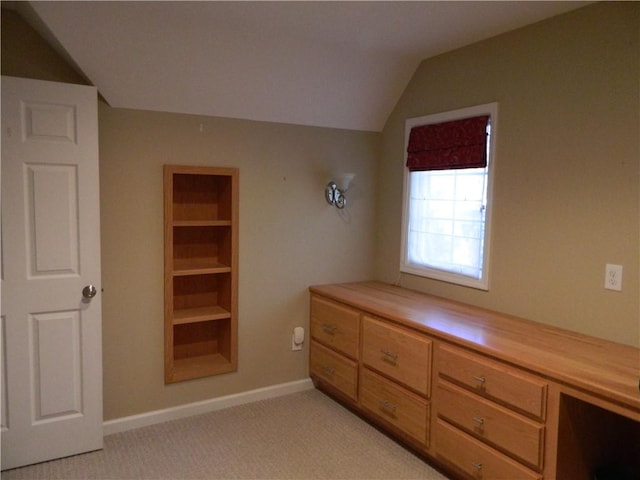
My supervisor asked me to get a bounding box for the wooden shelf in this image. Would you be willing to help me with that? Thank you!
[172,306,231,325]
[164,165,238,384]
[173,258,231,275]
[171,353,234,382]
[173,220,232,227]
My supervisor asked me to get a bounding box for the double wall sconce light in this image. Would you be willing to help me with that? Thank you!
[325,173,355,209]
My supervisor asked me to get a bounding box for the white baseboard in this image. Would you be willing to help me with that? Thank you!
[103,378,314,436]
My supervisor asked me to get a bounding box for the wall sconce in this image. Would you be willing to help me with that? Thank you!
[325,173,355,209]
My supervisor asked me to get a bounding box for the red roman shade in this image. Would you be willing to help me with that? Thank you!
[406,115,490,171]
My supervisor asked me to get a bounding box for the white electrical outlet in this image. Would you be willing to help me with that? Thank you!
[604,264,623,291]
[292,327,304,351]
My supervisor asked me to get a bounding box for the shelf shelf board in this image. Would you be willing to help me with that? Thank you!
[170,353,233,382]
[173,258,231,275]
[173,220,232,227]
[172,306,231,325]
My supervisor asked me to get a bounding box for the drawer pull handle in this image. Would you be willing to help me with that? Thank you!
[472,375,486,385]
[321,365,335,376]
[379,400,397,414]
[472,416,485,428]
[471,462,483,471]
[322,323,338,334]
[381,349,398,363]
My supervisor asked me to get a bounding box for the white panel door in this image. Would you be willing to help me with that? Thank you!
[1,76,103,470]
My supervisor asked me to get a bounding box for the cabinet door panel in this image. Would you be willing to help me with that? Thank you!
[437,381,544,469]
[360,368,429,446]
[310,296,359,359]
[310,340,358,401]
[438,344,547,420]
[436,419,541,480]
[362,316,431,396]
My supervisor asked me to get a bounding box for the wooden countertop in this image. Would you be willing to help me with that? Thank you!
[310,281,640,415]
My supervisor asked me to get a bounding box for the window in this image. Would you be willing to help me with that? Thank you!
[400,103,497,290]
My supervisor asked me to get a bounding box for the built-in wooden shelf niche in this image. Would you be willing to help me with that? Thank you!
[164,165,238,383]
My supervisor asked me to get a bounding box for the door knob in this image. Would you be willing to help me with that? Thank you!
[82,285,97,299]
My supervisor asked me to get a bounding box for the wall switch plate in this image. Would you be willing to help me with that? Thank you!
[604,264,623,291]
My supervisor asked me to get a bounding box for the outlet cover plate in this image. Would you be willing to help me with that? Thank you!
[604,264,623,291]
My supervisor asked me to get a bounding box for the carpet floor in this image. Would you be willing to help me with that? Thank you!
[1,389,450,479]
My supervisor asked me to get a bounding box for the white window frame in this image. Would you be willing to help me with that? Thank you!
[400,103,498,290]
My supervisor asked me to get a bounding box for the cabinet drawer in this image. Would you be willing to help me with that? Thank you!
[437,381,544,469]
[360,368,429,446]
[310,340,358,401]
[436,419,542,480]
[438,344,547,420]
[310,296,359,359]
[362,316,431,396]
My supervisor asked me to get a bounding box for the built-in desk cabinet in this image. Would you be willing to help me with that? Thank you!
[309,282,640,480]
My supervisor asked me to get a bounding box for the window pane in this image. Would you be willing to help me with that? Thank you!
[453,220,483,238]
[455,171,485,201]
[427,199,454,219]
[454,200,484,221]
[406,164,488,280]
[429,174,455,200]
[452,237,481,269]
[426,219,453,235]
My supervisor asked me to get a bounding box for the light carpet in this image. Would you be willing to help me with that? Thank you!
[1,389,450,479]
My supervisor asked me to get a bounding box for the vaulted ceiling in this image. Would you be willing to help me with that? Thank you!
[13,1,590,131]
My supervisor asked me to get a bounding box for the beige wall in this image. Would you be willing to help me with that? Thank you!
[2,8,378,420]
[376,2,640,347]
[98,108,377,419]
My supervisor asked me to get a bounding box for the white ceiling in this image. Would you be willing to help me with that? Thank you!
[16,1,590,132]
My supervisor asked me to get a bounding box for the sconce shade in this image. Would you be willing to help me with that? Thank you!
[335,173,355,192]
